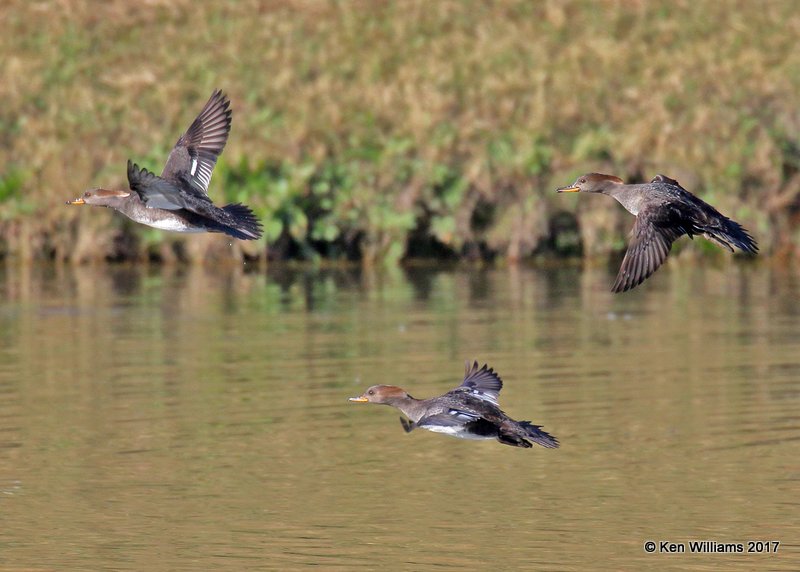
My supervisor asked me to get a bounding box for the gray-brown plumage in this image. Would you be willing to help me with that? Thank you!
[557,173,758,292]
[349,361,559,449]
[67,90,262,240]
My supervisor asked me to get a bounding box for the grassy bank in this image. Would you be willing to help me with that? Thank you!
[2,0,799,263]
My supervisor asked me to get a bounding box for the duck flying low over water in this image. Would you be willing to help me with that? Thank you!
[67,90,262,240]
[349,361,559,449]
[556,173,758,292]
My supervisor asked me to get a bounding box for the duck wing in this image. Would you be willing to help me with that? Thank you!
[128,161,212,211]
[612,205,687,293]
[418,409,481,427]
[453,361,503,405]
[160,89,232,195]
[415,410,500,438]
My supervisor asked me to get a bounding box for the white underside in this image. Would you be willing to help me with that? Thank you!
[423,426,494,440]
[143,219,204,233]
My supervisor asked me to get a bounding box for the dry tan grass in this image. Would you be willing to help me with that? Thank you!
[1,0,798,262]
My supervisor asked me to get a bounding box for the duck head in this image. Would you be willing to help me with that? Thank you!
[67,188,131,208]
[349,385,412,406]
[556,173,624,194]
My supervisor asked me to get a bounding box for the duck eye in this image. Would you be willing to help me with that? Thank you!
[367,389,375,396]
[579,178,586,184]
[84,191,92,197]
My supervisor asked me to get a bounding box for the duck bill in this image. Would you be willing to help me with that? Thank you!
[556,185,580,193]
[348,396,369,403]
[66,198,86,205]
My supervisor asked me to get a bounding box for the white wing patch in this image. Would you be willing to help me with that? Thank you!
[190,158,198,176]
[195,161,213,191]
[459,387,499,406]
[447,409,480,422]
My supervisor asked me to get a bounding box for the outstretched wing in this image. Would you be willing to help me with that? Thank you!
[161,89,232,195]
[416,410,499,439]
[612,206,686,293]
[454,361,503,405]
[128,160,212,210]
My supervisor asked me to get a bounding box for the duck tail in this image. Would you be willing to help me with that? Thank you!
[518,421,560,449]
[497,420,559,449]
[221,203,263,240]
[703,217,758,254]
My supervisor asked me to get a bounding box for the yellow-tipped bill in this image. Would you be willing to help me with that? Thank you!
[348,395,369,402]
[556,185,580,193]
[67,198,86,205]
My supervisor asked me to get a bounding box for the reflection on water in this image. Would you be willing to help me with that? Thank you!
[0,260,798,570]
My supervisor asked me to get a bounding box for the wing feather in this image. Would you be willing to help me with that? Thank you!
[160,89,232,195]
[612,208,684,293]
[455,361,503,405]
[128,161,186,210]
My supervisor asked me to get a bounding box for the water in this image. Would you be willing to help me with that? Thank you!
[0,261,798,570]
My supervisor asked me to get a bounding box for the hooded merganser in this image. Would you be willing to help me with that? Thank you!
[67,90,262,240]
[349,361,559,449]
[557,173,758,292]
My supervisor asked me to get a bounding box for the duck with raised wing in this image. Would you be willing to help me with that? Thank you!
[67,90,262,240]
[349,361,559,449]
[556,173,758,292]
